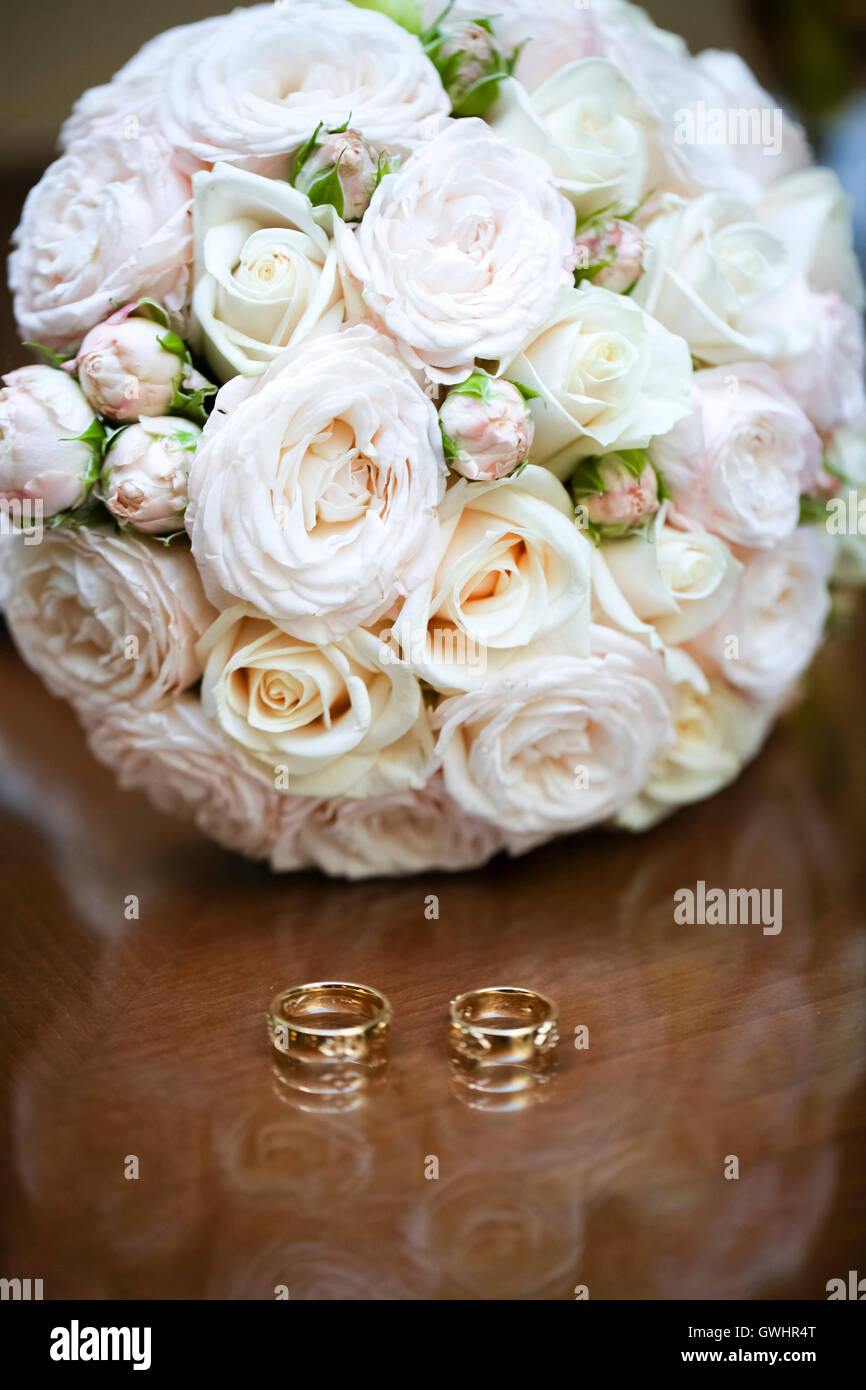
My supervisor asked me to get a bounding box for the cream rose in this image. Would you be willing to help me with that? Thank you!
[271,772,507,878]
[600,507,743,646]
[187,325,446,642]
[616,677,777,831]
[338,119,575,383]
[198,606,432,798]
[158,2,449,170]
[491,59,650,216]
[690,528,832,701]
[191,165,346,382]
[3,524,213,710]
[633,192,814,364]
[10,132,193,353]
[390,464,592,692]
[0,366,98,517]
[650,363,822,550]
[82,695,285,861]
[759,167,865,311]
[434,625,674,835]
[504,284,692,477]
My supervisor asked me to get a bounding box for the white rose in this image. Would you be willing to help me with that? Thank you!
[271,772,507,878]
[633,192,814,364]
[650,363,821,550]
[690,51,810,194]
[0,366,97,517]
[433,625,674,835]
[338,120,575,383]
[690,528,832,702]
[100,417,200,535]
[600,507,743,646]
[504,283,692,477]
[616,676,778,831]
[491,59,650,217]
[187,325,446,642]
[391,464,592,692]
[775,293,866,438]
[191,165,346,382]
[197,606,433,798]
[591,12,808,200]
[158,3,449,171]
[82,695,285,861]
[759,167,865,311]
[10,132,193,353]
[3,525,213,710]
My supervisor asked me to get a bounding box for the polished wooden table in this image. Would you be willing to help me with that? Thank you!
[1,172,864,1300]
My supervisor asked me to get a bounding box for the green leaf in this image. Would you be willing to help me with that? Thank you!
[347,0,423,35]
[23,341,72,369]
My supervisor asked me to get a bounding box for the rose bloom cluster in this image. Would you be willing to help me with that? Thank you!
[1,0,864,878]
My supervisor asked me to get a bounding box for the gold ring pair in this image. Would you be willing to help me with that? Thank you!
[267,982,558,1068]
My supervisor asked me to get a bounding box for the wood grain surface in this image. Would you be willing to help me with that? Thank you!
[1,171,864,1301]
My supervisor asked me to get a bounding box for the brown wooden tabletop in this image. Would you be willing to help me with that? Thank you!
[1,169,864,1301]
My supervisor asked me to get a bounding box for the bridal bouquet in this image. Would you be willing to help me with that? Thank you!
[2,0,864,877]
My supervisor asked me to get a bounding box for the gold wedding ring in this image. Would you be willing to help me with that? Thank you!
[449,986,559,1066]
[268,981,391,1069]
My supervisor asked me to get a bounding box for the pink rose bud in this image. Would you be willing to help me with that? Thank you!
[423,17,515,117]
[0,364,97,517]
[294,128,389,222]
[73,315,203,422]
[439,375,534,481]
[580,456,659,533]
[101,417,200,534]
[572,218,646,295]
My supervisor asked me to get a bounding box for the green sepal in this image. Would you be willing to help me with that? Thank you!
[439,426,461,461]
[23,342,72,369]
[62,416,108,470]
[126,298,171,328]
[168,376,216,427]
[157,329,188,362]
[304,158,346,219]
[373,150,401,191]
[510,379,540,401]
[799,493,830,526]
[45,490,106,532]
[290,121,325,183]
